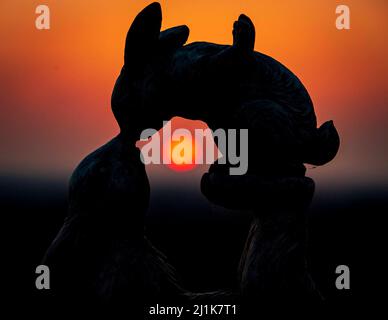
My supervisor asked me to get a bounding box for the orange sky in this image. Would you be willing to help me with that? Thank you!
[0,0,387,187]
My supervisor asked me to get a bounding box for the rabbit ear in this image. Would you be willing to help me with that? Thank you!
[124,2,162,68]
[233,14,255,51]
[304,121,340,166]
[159,25,190,51]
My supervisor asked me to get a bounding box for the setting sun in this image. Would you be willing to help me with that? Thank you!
[136,117,220,173]
[167,135,197,172]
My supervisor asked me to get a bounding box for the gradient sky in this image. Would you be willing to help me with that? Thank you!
[0,0,387,189]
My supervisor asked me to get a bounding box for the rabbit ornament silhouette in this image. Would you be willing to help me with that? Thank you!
[43,2,339,311]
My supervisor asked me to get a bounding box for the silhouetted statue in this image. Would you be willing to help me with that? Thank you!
[43,1,340,313]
